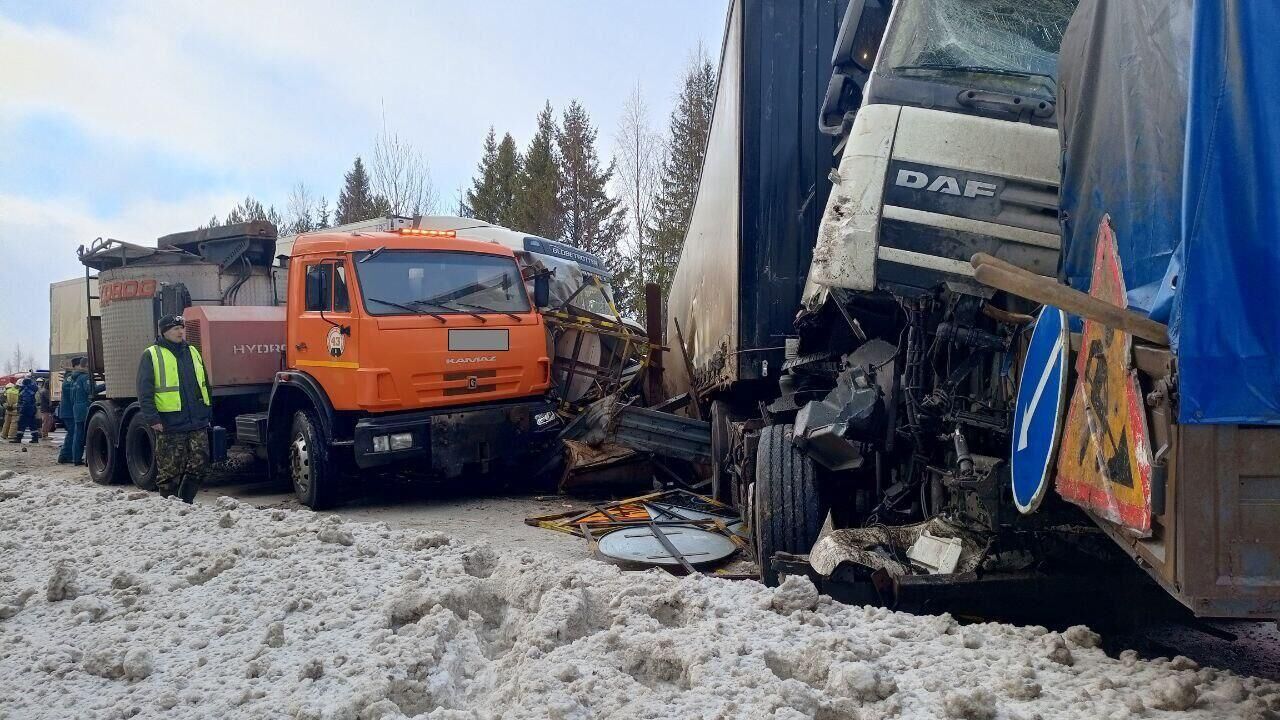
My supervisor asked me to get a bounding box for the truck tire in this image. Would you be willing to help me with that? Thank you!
[753,424,825,586]
[125,414,159,491]
[709,400,733,504]
[85,412,128,486]
[289,409,336,510]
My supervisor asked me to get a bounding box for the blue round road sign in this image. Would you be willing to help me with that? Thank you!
[1010,305,1069,514]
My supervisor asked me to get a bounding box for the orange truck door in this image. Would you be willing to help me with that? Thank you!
[293,258,359,402]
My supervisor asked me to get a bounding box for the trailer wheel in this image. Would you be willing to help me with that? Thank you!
[125,415,159,491]
[709,400,733,504]
[289,409,336,510]
[86,412,127,486]
[753,424,825,586]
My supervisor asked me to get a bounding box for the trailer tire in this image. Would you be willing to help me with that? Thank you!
[124,415,159,491]
[753,424,825,586]
[289,409,336,510]
[86,412,127,486]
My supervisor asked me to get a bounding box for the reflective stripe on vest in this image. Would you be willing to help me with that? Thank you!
[147,345,211,413]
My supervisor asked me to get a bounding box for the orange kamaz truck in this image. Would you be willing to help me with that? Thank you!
[79,222,561,508]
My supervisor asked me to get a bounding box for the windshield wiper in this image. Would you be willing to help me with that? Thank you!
[893,63,1056,87]
[367,297,446,322]
[358,246,387,264]
[452,301,522,322]
[409,299,487,323]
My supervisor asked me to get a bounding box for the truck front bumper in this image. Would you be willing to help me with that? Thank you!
[352,398,562,475]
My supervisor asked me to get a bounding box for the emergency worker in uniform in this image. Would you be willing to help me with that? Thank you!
[56,361,80,463]
[67,359,91,464]
[12,377,39,444]
[38,379,53,439]
[1,383,17,440]
[137,316,212,503]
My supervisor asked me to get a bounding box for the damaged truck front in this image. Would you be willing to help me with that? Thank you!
[666,0,1082,588]
[671,0,1280,624]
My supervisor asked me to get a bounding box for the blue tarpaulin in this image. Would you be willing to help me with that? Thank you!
[1058,0,1280,424]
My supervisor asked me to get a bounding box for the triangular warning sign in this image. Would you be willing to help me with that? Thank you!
[1054,217,1154,536]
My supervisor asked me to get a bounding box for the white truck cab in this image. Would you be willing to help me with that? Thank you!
[805,0,1073,307]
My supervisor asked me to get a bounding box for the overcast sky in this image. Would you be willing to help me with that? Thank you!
[0,1,728,368]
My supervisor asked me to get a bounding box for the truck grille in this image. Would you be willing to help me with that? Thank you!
[443,370,498,397]
[412,367,521,400]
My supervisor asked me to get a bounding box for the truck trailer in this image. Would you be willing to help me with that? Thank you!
[48,276,99,373]
[80,221,562,508]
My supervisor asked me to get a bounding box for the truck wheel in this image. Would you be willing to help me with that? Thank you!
[709,400,733,504]
[753,424,825,586]
[86,412,127,485]
[124,415,159,491]
[289,409,336,510]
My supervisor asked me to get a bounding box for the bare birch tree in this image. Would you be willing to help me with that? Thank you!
[286,181,318,234]
[614,82,664,309]
[371,116,439,217]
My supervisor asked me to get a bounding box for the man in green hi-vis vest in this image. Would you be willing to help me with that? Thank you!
[137,315,212,503]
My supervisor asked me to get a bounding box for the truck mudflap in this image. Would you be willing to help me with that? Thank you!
[351,398,562,474]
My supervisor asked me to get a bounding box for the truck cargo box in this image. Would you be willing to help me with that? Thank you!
[48,277,98,370]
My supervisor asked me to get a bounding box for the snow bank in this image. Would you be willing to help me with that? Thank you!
[0,473,1277,720]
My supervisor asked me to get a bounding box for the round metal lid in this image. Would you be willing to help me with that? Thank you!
[596,525,737,569]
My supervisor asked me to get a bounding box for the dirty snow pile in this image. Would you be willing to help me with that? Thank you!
[0,470,1277,720]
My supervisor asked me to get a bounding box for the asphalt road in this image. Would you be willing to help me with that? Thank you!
[0,431,590,558]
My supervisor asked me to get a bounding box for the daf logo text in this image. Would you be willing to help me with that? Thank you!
[895,169,997,198]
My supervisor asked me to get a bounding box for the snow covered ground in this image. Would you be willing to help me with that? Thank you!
[1,467,1278,720]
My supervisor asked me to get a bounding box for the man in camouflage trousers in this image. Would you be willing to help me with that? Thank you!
[137,315,212,503]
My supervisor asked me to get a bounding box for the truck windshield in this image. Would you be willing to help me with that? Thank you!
[880,0,1076,99]
[353,250,531,316]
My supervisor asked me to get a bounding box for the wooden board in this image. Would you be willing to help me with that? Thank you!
[1055,218,1155,536]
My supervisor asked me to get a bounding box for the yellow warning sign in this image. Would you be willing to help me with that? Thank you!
[1055,218,1154,536]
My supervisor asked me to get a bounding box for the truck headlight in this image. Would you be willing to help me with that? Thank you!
[535,411,558,428]
[389,432,414,450]
[372,435,390,453]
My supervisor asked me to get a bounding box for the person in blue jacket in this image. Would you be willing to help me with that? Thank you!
[56,364,77,463]
[57,358,91,465]
[10,377,40,444]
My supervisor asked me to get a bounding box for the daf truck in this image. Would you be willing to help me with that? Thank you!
[666,0,1073,582]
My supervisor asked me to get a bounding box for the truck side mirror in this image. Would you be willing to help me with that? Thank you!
[822,0,891,136]
[833,0,890,74]
[533,274,550,308]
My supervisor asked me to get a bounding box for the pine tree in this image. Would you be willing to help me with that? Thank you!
[207,196,285,232]
[557,100,628,273]
[515,102,563,239]
[336,157,379,225]
[464,128,522,226]
[648,49,717,293]
[492,134,523,228]
[461,128,499,220]
[316,196,331,229]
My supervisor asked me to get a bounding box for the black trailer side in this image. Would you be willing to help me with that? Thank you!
[665,0,846,399]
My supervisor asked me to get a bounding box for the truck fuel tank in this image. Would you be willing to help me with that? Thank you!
[183,305,286,388]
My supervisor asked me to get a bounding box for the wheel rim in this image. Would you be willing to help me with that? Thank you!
[290,431,312,498]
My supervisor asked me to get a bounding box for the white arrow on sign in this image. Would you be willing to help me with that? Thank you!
[1017,334,1064,452]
